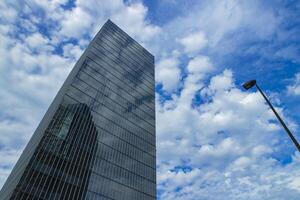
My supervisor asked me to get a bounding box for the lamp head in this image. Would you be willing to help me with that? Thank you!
[242,80,256,90]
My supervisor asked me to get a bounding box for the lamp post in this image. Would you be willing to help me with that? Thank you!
[242,80,300,152]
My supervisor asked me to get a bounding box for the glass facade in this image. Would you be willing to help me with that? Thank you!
[0,20,156,200]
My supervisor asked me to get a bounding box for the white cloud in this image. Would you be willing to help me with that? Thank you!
[158,153,300,200]
[287,73,300,95]
[153,0,278,60]
[187,55,213,74]
[0,1,18,23]
[156,54,181,92]
[111,2,161,42]
[26,33,54,52]
[0,149,22,187]
[178,31,208,54]
[204,69,233,92]
[59,6,93,38]
[157,69,298,199]
[62,43,83,60]
[50,0,160,44]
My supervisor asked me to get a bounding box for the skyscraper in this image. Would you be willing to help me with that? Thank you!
[0,20,156,200]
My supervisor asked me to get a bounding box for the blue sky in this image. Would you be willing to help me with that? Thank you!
[1,0,300,199]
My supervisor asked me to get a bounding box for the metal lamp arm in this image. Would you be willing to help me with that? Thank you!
[255,83,300,152]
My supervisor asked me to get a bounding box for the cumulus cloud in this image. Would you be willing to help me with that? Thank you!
[59,6,93,38]
[157,68,296,199]
[62,43,83,60]
[158,154,300,200]
[26,32,54,52]
[187,55,213,74]
[178,31,208,55]
[0,1,18,23]
[0,149,22,187]
[51,0,160,44]
[156,53,181,92]
[287,73,300,95]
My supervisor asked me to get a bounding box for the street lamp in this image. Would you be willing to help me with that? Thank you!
[242,79,300,152]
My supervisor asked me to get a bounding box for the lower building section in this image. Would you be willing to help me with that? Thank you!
[9,99,156,200]
[10,104,98,200]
